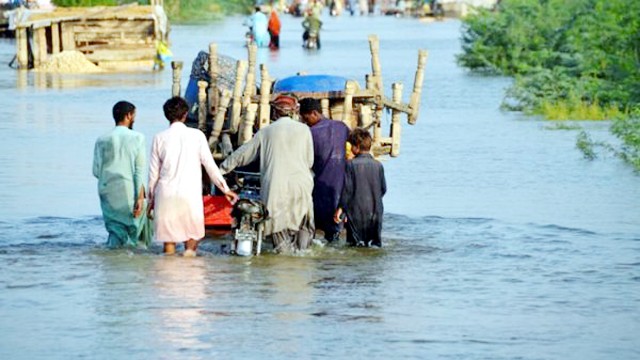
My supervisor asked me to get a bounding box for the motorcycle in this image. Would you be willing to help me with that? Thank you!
[303,31,319,49]
[229,171,268,256]
[245,27,254,47]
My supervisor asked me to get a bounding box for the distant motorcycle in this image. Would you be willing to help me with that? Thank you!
[430,0,445,19]
[303,31,319,49]
[229,171,268,256]
[245,26,254,47]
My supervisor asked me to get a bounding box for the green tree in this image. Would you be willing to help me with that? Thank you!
[458,0,640,169]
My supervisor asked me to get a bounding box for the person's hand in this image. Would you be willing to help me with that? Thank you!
[225,190,239,205]
[147,200,154,220]
[133,198,144,218]
[333,208,344,224]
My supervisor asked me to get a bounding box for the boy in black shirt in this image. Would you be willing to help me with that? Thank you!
[334,128,387,247]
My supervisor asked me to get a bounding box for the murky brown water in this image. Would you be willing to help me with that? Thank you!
[0,15,639,360]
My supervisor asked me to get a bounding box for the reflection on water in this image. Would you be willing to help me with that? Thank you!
[261,256,316,320]
[0,214,638,359]
[151,257,209,352]
[14,70,166,90]
[0,14,639,360]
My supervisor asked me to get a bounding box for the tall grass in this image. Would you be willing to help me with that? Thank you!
[537,99,625,121]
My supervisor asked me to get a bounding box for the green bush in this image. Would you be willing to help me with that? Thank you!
[51,0,253,20]
[459,0,640,169]
[52,0,131,5]
[460,0,640,115]
[163,0,253,22]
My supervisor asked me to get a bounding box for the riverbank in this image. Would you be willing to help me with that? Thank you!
[458,0,640,169]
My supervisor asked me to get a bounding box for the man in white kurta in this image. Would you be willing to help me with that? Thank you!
[220,95,315,253]
[148,97,237,255]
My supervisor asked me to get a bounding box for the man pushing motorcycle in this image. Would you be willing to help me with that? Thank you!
[220,95,315,254]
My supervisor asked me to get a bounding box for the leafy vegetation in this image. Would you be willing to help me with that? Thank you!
[162,0,253,22]
[52,0,253,21]
[611,115,640,169]
[459,0,640,169]
[52,0,127,5]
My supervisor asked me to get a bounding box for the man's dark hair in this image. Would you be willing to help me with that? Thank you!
[299,98,322,115]
[112,101,135,124]
[163,96,189,122]
[348,128,372,152]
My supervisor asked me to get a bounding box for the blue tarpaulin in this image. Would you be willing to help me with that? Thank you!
[273,75,349,93]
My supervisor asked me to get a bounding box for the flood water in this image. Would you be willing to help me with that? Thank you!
[0,14,639,360]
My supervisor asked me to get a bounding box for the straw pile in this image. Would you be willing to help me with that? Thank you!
[36,51,103,73]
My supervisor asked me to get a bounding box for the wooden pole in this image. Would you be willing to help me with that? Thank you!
[373,117,382,146]
[342,80,356,128]
[197,80,208,133]
[368,35,384,147]
[37,27,47,65]
[239,103,258,145]
[241,44,256,121]
[61,23,75,51]
[247,43,257,97]
[408,50,428,125]
[230,60,247,134]
[171,61,183,97]
[220,133,233,158]
[321,98,330,118]
[32,28,43,68]
[359,104,373,128]
[365,74,375,93]
[258,64,271,129]
[51,23,60,55]
[16,27,28,69]
[209,89,232,151]
[390,82,403,157]
[368,35,383,94]
[241,58,255,120]
[368,35,384,145]
[208,43,219,112]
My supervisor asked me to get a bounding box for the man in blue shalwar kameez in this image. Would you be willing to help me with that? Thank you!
[245,6,270,48]
[93,101,152,248]
[300,98,350,242]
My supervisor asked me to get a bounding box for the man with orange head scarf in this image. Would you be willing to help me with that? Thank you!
[220,95,315,253]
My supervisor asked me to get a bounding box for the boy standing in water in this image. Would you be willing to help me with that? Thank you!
[334,128,387,247]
